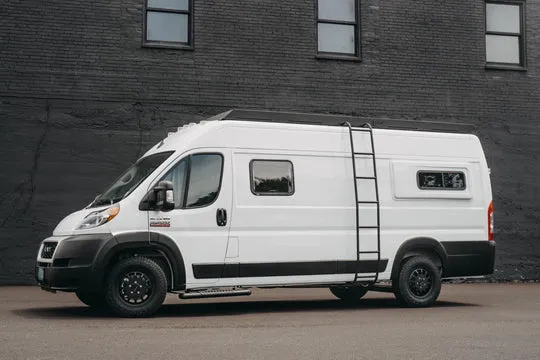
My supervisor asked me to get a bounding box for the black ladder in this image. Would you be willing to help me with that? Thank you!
[343,122,381,284]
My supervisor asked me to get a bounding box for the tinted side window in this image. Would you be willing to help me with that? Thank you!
[418,171,466,190]
[250,160,294,195]
[185,154,223,208]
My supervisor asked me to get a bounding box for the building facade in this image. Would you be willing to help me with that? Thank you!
[1,0,539,284]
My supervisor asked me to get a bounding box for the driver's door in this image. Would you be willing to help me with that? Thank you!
[148,149,232,286]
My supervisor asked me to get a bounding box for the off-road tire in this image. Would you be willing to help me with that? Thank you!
[104,256,167,318]
[330,285,369,303]
[393,255,441,307]
[76,291,106,308]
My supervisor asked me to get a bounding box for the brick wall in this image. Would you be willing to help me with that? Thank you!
[1,0,539,283]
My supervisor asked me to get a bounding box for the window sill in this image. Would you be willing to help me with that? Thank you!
[485,63,527,71]
[142,42,194,51]
[316,54,362,62]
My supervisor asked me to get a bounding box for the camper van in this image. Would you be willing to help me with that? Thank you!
[35,110,495,318]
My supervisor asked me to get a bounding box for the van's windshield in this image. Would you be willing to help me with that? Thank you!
[88,151,174,208]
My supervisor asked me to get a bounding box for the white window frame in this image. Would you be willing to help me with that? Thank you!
[316,0,361,59]
[485,0,526,69]
[143,0,194,49]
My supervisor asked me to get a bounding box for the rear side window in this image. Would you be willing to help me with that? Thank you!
[417,171,466,190]
[250,160,294,196]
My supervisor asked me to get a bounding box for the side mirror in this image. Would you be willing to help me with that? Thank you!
[154,180,175,211]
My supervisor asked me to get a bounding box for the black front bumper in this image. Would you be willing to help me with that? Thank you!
[441,241,496,278]
[36,265,95,291]
[35,233,114,292]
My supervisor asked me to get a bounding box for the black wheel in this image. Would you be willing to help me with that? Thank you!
[76,291,106,308]
[330,285,369,303]
[393,255,441,307]
[104,257,167,318]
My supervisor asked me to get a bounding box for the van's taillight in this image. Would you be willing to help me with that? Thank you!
[488,201,494,241]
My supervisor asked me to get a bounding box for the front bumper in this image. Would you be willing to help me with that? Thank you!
[35,233,114,292]
[35,264,94,291]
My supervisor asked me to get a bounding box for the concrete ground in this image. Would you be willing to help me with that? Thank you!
[0,284,538,360]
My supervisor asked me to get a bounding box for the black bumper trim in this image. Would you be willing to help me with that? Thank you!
[36,265,94,292]
[441,241,496,277]
[35,233,114,292]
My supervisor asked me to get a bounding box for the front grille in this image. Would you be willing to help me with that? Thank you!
[40,242,57,259]
[37,261,51,268]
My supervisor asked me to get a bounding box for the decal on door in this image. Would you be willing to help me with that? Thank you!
[150,217,171,228]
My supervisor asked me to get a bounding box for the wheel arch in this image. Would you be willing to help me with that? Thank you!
[391,237,449,280]
[93,232,186,291]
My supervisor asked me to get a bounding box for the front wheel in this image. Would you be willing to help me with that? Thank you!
[393,255,441,307]
[330,285,369,303]
[104,257,168,318]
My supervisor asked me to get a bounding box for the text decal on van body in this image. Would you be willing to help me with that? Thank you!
[150,217,171,228]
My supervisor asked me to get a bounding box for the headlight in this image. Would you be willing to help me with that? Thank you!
[75,204,120,230]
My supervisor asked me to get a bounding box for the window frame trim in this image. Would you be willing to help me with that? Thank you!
[484,0,527,70]
[142,0,195,50]
[249,159,295,197]
[416,170,467,191]
[315,0,362,60]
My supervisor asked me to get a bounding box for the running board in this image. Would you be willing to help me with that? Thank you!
[179,288,252,300]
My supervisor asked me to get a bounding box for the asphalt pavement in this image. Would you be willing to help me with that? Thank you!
[0,283,538,360]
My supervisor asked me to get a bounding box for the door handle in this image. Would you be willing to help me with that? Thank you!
[216,208,227,227]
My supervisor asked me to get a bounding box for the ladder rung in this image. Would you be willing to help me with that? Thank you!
[356,176,376,180]
[359,251,380,254]
[358,226,379,229]
[358,201,378,204]
[351,128,372,132]
[353,152,374,156]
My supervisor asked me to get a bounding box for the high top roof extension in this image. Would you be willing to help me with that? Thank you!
[207,108,476,134]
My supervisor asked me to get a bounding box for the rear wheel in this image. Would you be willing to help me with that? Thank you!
[104,257,167,318]
[75,291,105,308]
[393,255,441,307]
[330,285,369,303]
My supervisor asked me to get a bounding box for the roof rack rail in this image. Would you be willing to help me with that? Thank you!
[212,109,476,134]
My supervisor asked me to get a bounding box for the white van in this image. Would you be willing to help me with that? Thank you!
[35,110,495,317]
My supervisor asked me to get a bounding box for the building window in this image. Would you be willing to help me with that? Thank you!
[417,171,466,191]
[485,1,526,68]
[250,160,295,196]
[144,0,192,48]
[316,0,359,57]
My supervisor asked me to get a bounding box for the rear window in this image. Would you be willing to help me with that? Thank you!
[417,171,466,190]
[250,160,294,196]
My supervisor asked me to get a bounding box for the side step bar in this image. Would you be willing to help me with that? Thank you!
[179,288,252,300]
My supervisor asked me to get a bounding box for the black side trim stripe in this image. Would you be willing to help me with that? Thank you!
[192,260,388,279]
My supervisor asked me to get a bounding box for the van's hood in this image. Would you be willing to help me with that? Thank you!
[52,206,110,236]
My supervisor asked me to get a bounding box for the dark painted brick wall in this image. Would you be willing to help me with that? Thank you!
[1,0,539,283]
